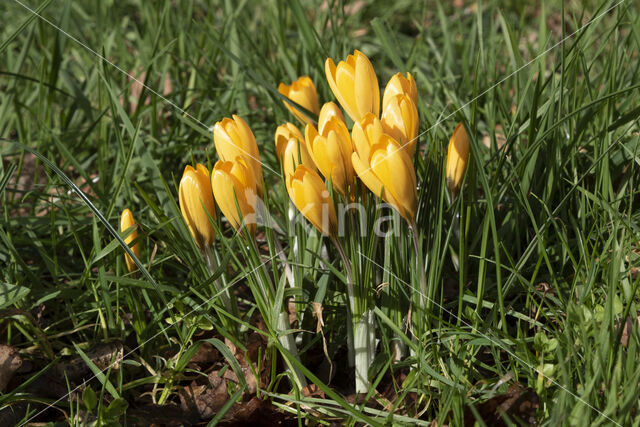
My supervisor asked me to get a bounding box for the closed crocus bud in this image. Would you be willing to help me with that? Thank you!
[381,94,419,156]
[351,114,417,222]
[211,158,257,236]
[287,165,338,237]
[325,50,380,123]
[278,76,320,125]
[446,123,470,197]
[317,102,346,134]
[382,72,418,110]
[213,115,263,196]
[305,103,355,196]
[275,122,317,180]
[179,164,216,249]
[120,208,140,273]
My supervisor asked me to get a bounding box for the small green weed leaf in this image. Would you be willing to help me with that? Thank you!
[82,386,98,411]
[0,282,30,309]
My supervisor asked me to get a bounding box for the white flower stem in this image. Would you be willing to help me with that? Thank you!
[409,221,427,311]
[354,310,375,394]
[203,247,234,317]
[332,237,355,368]
[277,311,307,389]
[333,237,376,393]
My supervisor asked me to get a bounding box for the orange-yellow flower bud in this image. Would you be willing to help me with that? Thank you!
[382,72,417,110]
[213,115,263,196]
[381,93,419,156]
[325,50,380,123]
[179,164,216,249]
[287,165,338,237]
[317,102,346,135]
[305,102,355,196]
[446,123,470,196]
[120,208,140,273]
[275,122,317,180]
[278,76,320,125]
[351,114,417,222]
[211,158,257,236]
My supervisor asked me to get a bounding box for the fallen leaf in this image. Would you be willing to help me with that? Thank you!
[620,313,640,347]
[0,345,21,392]
[179,381,222,420]
[187,341,220,367]
[54,341,123,383]
[463,383,539,426]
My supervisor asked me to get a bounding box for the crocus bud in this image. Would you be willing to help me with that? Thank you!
[381,94,419,156]
[120,208,140,273]
[382,72,418,110]
[305,102,355,197]
[278,76,320,125]
[351,114,417,222]
[325,50,380,123]
[317,102,346,135]
[211,158,257,236]
[446,123,470,197]
[287,165,338,237]
[275,122,317,180]
[213,115,263,196]
[179,164,216,249]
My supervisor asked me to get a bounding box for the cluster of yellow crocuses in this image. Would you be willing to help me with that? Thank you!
[115,49,471,396]
[278,50,422,234]
[118,48,470,276]
[178,115,261,249]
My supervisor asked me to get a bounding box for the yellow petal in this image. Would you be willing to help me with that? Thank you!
[352,151,384,200]
[370,139,417,221]
[354,50,380,120]
[307,117,354,196]
[120,208,140,273]
[279,76,319,125]
[335,62,357,122]
[381,94,419,156]
[351,114,384,160]
[212,159,257,235]
[325,58,354,122]
[179,164,216,248]
[288,165,337,237]
[213,115,263,197]
[446,123,470,195]
[382,72,418,110]
[276,122,316,178]
[318,102,346,135]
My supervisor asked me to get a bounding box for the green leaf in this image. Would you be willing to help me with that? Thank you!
[73,343,120,399]
[82,385,98,411]
[103,397,128,420]
[0,282,30,309]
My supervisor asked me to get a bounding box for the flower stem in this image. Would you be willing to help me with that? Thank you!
[333,237,375,393]
[354,310,374,394]
[332,237,355,368]
[277,311,307,389]
[408,221,426,310]
[202,248,234,314]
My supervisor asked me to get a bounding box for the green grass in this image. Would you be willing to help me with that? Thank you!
[1,0,640,425]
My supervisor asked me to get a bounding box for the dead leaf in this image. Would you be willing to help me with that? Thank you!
[0,345,22,392]
[187,342,220,367]
[463,383,539,426]
[127,403,190,426]
[179,381,222,420]
[302,383,325,399]
[218,396,295,426]
[620,313,640,347]
[54,341,123,383]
